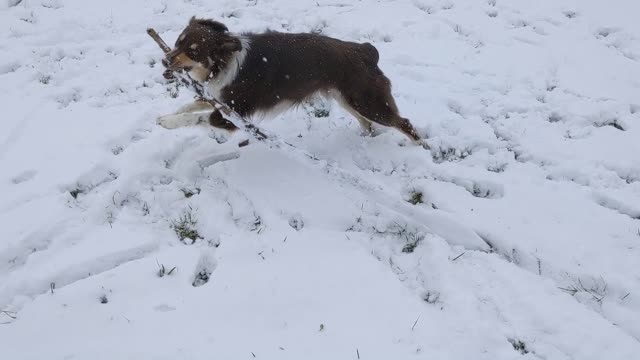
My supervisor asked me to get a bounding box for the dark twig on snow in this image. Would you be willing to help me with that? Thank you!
[411,315,421,331]
[452,252,465,261]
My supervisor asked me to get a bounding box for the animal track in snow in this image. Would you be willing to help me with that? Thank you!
[594,193,640,220]
[435,176,505,199]
[0,242,157,309]
[596,27,620,39]
[192,250,217,287]
[595,27,639,61]
[223,187,265,233]
[412,0,453,14]
[288,213,305,231]
[0,62,21,75]
[154,304,176,312]
[593,118,626,131]
[11,170,37,184]
[66,167,119,200]
[0,222,66,274]
[432,145,474,163]
[108,128,153,156]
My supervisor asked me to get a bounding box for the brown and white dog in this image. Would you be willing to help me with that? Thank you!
[157,17,421,143]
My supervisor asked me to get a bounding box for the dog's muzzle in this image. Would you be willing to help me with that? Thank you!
[162,49,191,71]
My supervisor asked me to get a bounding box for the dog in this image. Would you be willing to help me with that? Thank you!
[157,17,421,144]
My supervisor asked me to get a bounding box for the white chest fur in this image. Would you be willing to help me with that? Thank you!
[206,37,251,101]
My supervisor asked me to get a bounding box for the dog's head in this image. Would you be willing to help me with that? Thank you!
[163,17,242,82]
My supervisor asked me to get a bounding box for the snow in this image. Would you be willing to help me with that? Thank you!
[1,0,640,359]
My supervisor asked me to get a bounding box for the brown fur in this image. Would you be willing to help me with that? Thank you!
[165,17,421,142]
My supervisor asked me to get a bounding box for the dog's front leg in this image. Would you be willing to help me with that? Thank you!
[208,109,238,131]
[157,101,253,146]
[157,100,215,129]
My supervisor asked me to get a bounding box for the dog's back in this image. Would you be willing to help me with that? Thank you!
[220,31,382,116]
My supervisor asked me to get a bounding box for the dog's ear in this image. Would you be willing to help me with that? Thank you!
[190,16,229,33]
[222,37,242,52]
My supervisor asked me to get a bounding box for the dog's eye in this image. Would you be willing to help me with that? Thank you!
[185,48,198,58]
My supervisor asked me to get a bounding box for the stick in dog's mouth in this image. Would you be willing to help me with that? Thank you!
[147,28,178,80]
[147,28,171,54]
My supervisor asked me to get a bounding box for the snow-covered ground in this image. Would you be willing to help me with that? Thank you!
[1,0,640,358]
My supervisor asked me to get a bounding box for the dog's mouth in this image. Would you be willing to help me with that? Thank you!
[161,49,211,83]
[162,57,190,72]
[172,64,193,72]
[163,56,211,84]
[162,48,190,69]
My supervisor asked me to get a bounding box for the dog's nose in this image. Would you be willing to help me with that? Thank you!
[163,49,181,68]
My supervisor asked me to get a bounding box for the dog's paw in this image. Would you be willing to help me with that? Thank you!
[369,127,389,138]
[157,114,187,129]
[157,112,208,129]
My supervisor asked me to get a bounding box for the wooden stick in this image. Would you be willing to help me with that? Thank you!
[147,28,171,54]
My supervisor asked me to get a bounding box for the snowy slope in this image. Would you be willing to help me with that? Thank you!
[1,0,640,359]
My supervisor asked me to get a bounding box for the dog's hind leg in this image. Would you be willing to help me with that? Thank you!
[340,96,421,143]
[333,93,375,136]
[392,116,421,143]
[339,73,421,144]
[355,114,374,136]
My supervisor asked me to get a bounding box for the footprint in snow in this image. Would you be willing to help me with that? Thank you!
[154,304,176,312]
[192,250,217,287]
[596,27,619,39]
[439,177,505,199]
[66,167,118,199]
[0,62,20,75]
[11,169,37,184]
[594,194,640,220]
[288,213,305,231]
[594,27,639,61]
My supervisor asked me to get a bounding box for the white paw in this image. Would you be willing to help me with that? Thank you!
[156,112,210,129]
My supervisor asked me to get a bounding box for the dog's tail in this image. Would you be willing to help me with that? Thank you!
[359,42,380,66]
